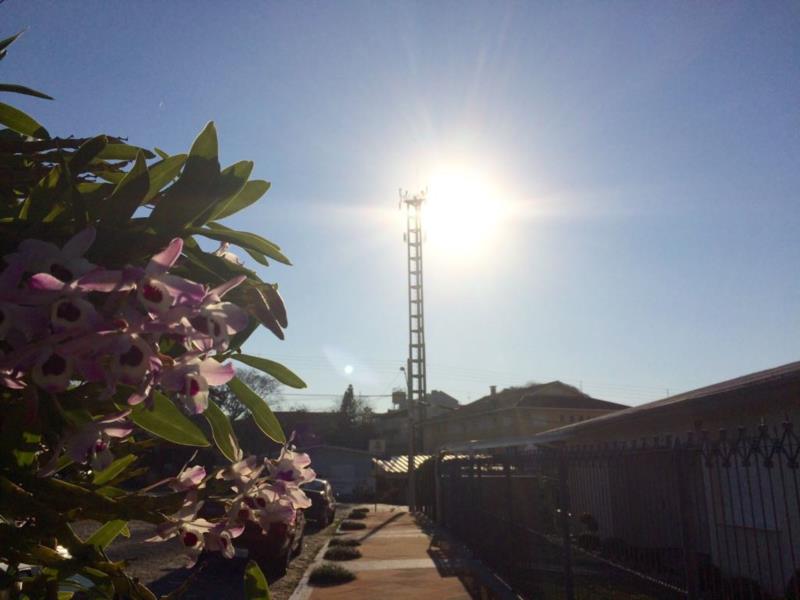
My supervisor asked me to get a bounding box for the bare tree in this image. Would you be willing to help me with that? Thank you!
[210,368,283,420]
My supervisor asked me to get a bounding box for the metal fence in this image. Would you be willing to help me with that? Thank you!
[418,422,800,599]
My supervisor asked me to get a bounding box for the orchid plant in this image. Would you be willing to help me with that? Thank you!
[0,32,307,600]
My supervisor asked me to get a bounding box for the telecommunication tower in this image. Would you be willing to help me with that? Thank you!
[400,189,427,510]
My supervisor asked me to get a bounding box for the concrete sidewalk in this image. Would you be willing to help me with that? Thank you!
[292,507,502,600]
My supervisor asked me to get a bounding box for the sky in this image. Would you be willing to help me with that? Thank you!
[3,2,799,411]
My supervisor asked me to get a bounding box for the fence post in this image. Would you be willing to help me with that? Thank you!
[434,451,441,524]
[505,453,515,569]
[676,446,699,600]
[558,451,576,600]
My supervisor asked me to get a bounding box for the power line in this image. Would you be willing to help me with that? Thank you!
[280,393,393,398]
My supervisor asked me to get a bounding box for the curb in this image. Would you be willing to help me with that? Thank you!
[287,523,341,600]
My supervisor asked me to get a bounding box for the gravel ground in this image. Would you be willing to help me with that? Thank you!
[72,506,347,599]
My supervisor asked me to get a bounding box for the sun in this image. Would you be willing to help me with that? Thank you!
[423,167,507,258]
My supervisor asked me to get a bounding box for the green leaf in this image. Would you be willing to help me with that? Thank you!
[0,31,24,59]
[244,561,271,600]
[181,243,256,284]
[260,284,288,328]
[95,486,128,499]
[204,399,242,463]
[86,519,128,550]
[102,150,150,225]
[228,376,286,444]
[214,179,271,220]
[12,431,41,468]
[154,147,170,159]
[69,135,108,174]
[239,283,285,340]
[92,454,137,486]
[243,249,270,267]
[97,143,154,160]
[198,223,292,265]
[0,83,53,100]
[202,160,253,221]
[130,391,210,447]
[92,170,125,184]
[0,101,49,139]
[233,354,306,389]
[149,121,220,233]
[19,164,65,221]
[144,154,187,202]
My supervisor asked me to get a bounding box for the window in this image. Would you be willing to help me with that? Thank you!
[569,415,575,423]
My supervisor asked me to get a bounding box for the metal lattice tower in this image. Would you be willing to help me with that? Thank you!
[400,190,427,510]
[402,190,427,426]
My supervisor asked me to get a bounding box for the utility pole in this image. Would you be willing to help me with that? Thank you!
[401,189,427,512]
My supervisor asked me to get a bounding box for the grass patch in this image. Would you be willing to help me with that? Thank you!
[347,510,368,519]
[340,520,367,531]
[308,563,356,586]
[329,538,361,547]
[324,546,362,561]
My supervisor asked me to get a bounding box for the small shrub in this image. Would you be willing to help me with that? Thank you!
[308,563,356,586]
[324,546,362,561]
[340,520,367,531]
[347,510,367,519]
[329,538,361,547]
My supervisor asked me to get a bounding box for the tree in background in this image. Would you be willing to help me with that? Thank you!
[338,383,357,426]
[211,368,283,420]
[327,384,375,448]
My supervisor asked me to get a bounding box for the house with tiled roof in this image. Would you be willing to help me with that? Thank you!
[420,381,627,451]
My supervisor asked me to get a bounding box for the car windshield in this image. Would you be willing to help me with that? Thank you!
[304,480,325,491]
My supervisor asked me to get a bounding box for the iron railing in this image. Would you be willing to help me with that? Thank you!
[418,422,800,599]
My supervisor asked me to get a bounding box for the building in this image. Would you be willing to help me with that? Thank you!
[373,454,432,504]
[421,381,627,451]
[300,445,376,500]
[533,361,800,445]
[273,410,337,447]
[374,389,460,455]
[441,361,800,598]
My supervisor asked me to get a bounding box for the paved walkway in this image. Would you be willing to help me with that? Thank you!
[291,507,500,600]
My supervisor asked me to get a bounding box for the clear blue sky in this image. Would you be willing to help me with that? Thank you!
[3,2,799,410]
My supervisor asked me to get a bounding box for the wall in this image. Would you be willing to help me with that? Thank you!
[306,447,375,500]
[421,407,621,451]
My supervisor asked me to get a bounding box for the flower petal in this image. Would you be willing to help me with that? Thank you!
[75,269,133,292]
[62,227,96,258]
[198,359,235,386]
[208,275,247,300]
[147,238,183,275]
[28,273,67,291]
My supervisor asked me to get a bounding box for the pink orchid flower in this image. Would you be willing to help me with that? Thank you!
[134,239,205,314]
[269,447,316,486]
[5,227,96,283]
[161,355,235,414]
[169,465,207,492]
[64,411,133,471]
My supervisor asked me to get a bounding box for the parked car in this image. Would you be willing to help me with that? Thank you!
[237,511,305,575]
[303,479,336,527]
[199,501,305,575]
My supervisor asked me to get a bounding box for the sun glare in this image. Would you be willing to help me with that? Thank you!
[423,167,507,258]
